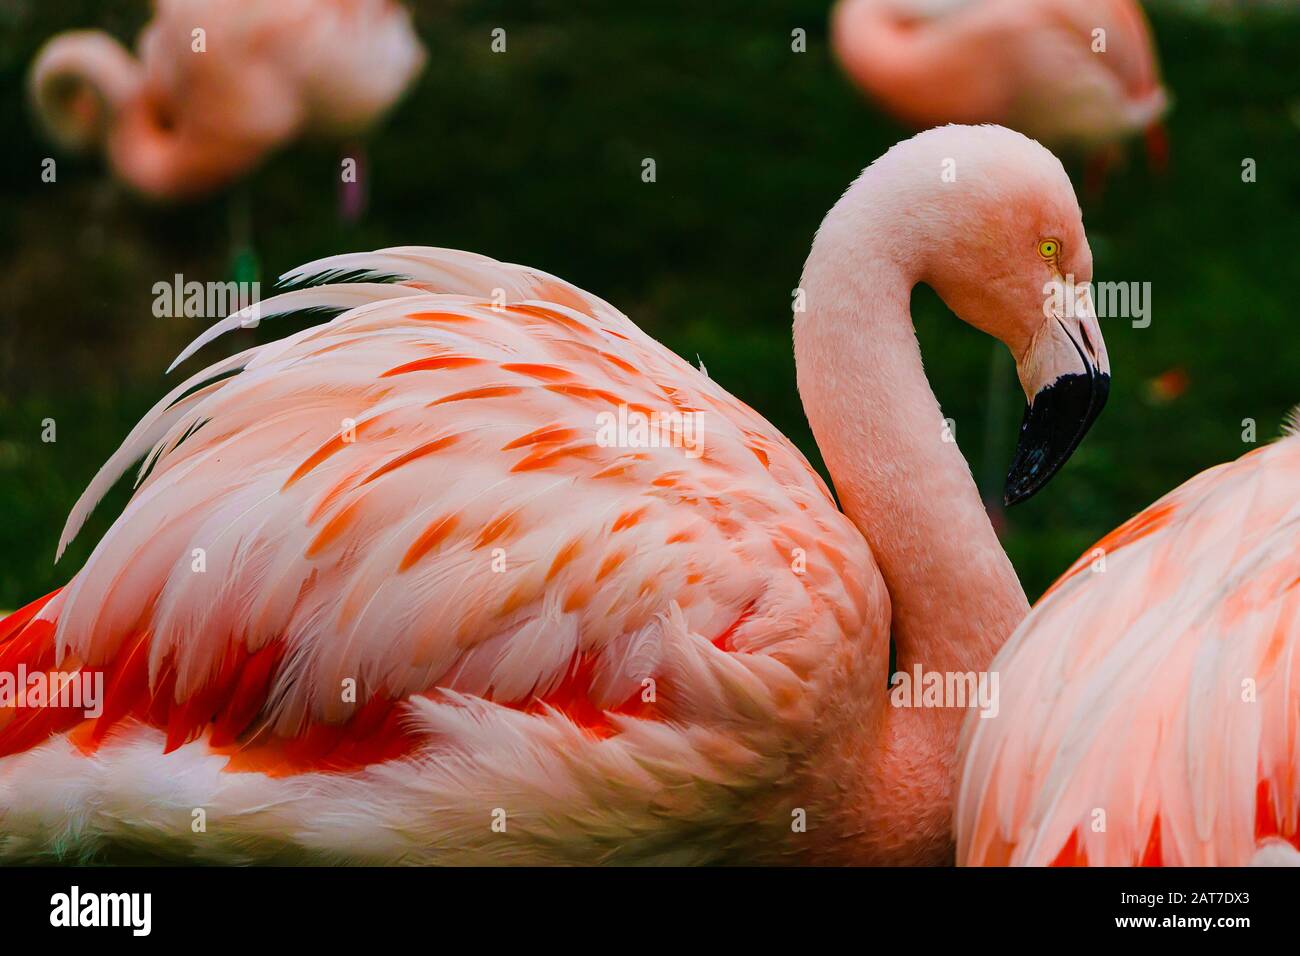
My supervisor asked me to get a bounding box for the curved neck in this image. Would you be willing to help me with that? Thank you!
[30,32,144,149]
[794,172,1027,861]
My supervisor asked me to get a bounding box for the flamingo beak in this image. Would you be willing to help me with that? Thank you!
[1004,310,1110,506]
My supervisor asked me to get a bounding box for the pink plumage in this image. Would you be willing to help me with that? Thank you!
[0,248,885,863]
[957,430,1300,866]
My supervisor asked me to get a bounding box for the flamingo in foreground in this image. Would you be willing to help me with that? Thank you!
[831,0,1169,176]
[957,419,1300,866]
[28,0,425,201]
[0,125,1110,864]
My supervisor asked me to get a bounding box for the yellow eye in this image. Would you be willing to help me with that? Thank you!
[1038,239,1060,259]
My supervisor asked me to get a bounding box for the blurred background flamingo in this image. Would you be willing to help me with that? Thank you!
[958,421,1300,866]
[29,0,425,205]
[831,0,1170,190]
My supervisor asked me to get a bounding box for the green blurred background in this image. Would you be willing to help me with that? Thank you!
[0,0,1296,609]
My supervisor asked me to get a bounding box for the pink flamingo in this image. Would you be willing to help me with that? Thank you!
[0,126,1108,863]
[832,0,1170,177]
[957,422,1300,866]
[28,0,425,201]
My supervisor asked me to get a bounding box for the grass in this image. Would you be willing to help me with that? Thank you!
[1,0,1298,606]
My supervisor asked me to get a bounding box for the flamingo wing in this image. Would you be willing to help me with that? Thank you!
[0,248,880,863]
[957,433,1300,865]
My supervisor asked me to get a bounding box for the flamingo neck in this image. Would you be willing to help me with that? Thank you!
[794,170,1028,861]
[30,32,144,150]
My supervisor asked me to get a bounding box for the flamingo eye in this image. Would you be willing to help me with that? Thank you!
[1038,239,1060,260]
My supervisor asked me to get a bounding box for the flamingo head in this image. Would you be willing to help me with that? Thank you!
[29,28,284,200]
[890,125,1112,504]
[28,30,144,152]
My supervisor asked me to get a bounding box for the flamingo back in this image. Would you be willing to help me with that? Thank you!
[957,433,1300,865]
[0,248,884,863]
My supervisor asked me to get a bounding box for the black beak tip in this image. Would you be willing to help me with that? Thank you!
[1002,457,1050,507]
[1003,371,1109,507]
[1002,484,1033,509]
